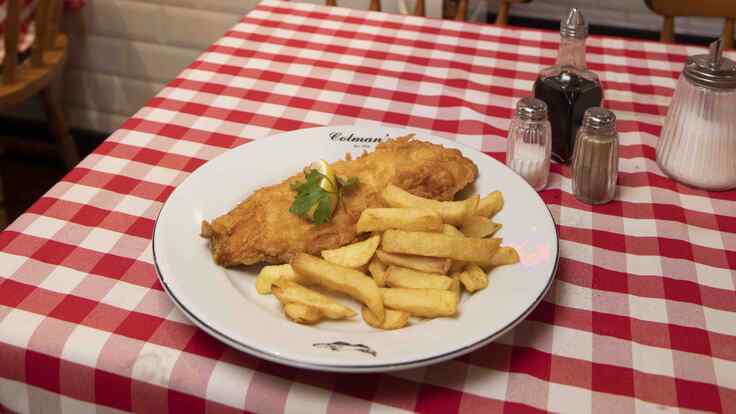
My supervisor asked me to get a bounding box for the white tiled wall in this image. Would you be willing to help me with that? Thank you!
[59,0,261,132]
[56,0,446,133]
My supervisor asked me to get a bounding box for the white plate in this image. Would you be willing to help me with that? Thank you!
[153,125,558,373]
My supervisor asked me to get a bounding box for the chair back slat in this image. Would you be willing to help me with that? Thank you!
[3,0,20,83]
[31,0,50,66]
[45,0,62,49]
[414,0,425,17]
[455,0,468,21]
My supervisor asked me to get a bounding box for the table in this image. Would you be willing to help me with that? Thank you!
[1,1,734,412]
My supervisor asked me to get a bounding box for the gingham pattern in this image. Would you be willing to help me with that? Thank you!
[1,1,735,413]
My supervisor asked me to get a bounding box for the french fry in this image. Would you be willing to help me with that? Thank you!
[362,307,410,330]
[449,260,466,273]
[368,256,388,287]
[461,216,502,238]
[490,246,521,267]
[381,185,479,224]
[450,276,461,302]
[477,191,504,217]
[255,264,304,295]
[283,303,323,325]
[442,224,465,237]
[380,288,458,318]
[441,225,467,272]
[321,235,381,268]
[375,250,451,274]
[457,264,488,293]
[272,280,356,320]
[356,208,443,233]
[475,246,522,269]
[386,266,455,290]
[292,253,385,322]
[382,230,501,263]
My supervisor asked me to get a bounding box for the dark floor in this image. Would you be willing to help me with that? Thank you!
[0,15,721,228]
[1,120,104,226]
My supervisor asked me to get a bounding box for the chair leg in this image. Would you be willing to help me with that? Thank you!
[723,18,734,50]
[0,175,6,230]
[495,1,511,26]
[0,148,6,229]
[661,16,675,44]
[455,0,468,21]
[414,0,425,17]
[41,87,80,170]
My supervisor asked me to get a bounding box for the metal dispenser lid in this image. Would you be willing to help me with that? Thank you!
[582,107,616,132]
[683,39,736,90]
[560,8,588,40]
[516,97,548,121]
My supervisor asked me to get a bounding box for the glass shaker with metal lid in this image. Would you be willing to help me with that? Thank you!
[572,107,619,205]
[506,97,552,191]
[533,8,604,164]
[656,40,736,190]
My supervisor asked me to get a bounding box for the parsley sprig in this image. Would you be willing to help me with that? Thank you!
[289,169,358,225]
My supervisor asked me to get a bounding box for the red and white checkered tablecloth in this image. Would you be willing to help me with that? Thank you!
[1,1,735,413]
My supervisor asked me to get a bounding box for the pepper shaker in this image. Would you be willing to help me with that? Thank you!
[572,107,618,204]
[506,97,552,191]
[656,39,736,190]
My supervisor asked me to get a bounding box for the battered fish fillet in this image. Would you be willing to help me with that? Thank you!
[200,136,478,266]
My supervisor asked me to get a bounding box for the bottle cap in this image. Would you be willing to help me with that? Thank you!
[560,8,588,40]
[516,97,548,121]
[582,107,616,132]
[683,39,736,90]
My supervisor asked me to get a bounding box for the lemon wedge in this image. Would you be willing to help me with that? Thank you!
[305,160,338,221]
[311,159,337,194]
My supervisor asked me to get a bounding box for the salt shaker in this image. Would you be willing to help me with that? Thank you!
[572,107,618,204]
[656,40,736,190]
[506,97,552,191]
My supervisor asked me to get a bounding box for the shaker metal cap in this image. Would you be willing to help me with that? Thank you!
[560,8,588,39]
[516,97,548,121]
[684,39,736,90]
[582,107,616,131]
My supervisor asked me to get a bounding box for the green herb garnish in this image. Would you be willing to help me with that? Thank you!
[289,169,358,225]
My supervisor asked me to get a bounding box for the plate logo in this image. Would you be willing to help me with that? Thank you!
[329,131,385,149]
[313,341,377,357]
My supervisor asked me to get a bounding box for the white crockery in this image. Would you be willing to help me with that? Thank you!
[153,126,558,373]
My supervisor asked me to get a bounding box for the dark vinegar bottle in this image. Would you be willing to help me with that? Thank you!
[533,8,603,163]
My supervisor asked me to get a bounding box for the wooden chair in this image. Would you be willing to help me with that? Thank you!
[644,0,735,49]
[0,145,5,229]
[1,0,80,169]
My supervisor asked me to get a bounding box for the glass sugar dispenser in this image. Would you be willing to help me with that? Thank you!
[533,8,603,164]
[572,107,619,205]
[656,40,736,191]
[505,97,552,191]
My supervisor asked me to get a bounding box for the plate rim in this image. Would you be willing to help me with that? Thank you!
[152,125,559,373]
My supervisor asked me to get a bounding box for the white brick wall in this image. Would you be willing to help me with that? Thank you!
[54,0,445,133]
[60,0,260,132]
